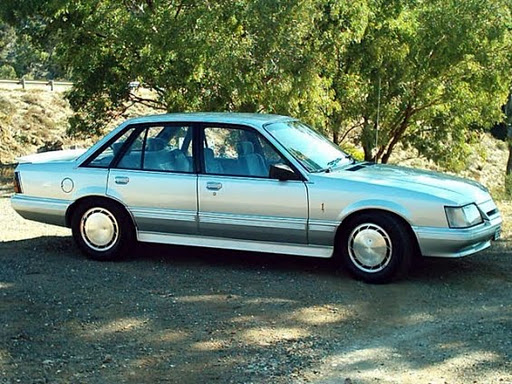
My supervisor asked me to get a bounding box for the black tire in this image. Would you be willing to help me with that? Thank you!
[71,199,135,261]
[339,212,413,283]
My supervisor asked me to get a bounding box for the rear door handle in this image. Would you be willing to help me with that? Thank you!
[115,176,130,185]
[206,182,222,191]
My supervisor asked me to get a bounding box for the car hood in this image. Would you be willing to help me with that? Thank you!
[324,163,490,205]
[16,148,87,164]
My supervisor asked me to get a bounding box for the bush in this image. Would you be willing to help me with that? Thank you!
[0,64,16,79]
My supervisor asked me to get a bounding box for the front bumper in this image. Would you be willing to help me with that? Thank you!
[412,214,502,258]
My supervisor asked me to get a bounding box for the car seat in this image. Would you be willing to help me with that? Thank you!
[237,141,268,177]
[204,147,224,174]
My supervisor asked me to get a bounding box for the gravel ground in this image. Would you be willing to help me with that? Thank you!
[1,195,511,384]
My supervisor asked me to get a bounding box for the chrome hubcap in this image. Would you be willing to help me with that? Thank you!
[80,208,119,252]
[348,223,392,273]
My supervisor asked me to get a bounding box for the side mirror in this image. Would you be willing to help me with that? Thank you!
[269,164,301,181]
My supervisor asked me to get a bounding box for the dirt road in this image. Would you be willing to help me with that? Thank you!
[1,197,511,384]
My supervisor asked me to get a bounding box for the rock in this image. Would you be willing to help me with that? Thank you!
[103,354,113,363]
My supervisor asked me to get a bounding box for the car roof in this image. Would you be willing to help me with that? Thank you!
[75,112,297,166]
[123,112,294,127]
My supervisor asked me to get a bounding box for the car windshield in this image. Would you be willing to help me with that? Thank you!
[265,120,352,172]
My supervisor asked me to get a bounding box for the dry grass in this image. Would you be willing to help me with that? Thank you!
[389,134,508,199]
[497,200,512,240]
[0,89,75,164]
[0,88,164,165]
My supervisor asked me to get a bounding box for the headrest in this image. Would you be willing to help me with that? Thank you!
[204,147,215,160]
[237,141,254,155]
[170,148,186,159]
[146,138,166,151]
[112,142,124,155]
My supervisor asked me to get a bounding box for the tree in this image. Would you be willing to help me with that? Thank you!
[0,0,370,135]
[0,22,16,78]
[0,2,287,132]
[0,16,67,80]
[322,0,512,169]
[1,0,511,176]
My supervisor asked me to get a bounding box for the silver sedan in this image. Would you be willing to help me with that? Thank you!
[11,113,502,283]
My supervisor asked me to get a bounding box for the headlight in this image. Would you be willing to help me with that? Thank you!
[445,204,483,228]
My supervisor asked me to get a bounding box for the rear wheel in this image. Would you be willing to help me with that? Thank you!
[339,212,413,283]
[71,200,134,261]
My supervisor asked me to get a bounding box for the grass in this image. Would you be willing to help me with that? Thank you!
[0,88,74,164]
[497,199,512,240]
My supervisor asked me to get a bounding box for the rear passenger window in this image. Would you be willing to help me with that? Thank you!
[86,128,137,168]
[116,125,194,173]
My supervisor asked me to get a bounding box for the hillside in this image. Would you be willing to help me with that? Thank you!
[0,88,508,196]
[0,89,76,164]
[0,88,161,165]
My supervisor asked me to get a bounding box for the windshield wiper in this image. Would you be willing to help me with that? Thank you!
[344,153,356,164]
[327,157,344,167]
[317,154,355,173]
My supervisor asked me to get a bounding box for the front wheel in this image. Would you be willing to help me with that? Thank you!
[71,200,135,261]
[339,212,413,283]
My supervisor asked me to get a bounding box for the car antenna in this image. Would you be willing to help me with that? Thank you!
[375,76,381,160]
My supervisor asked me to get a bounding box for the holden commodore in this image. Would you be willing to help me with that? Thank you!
[11,113,502,283]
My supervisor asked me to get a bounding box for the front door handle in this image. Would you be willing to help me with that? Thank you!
[206,182,222,191]
[115,176,130,185]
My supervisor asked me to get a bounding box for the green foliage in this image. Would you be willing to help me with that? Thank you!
[346,0,512,168]
[1,0,511,173]
[0,64,15,78]
[340,142,365,162]
[0,19,67,80]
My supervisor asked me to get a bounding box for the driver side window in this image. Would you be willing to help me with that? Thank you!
[203,126,287,178]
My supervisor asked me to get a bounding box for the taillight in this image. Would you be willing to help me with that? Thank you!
[13,171,22,194]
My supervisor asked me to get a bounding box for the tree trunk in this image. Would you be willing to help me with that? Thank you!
[504,92,512,195]
[332,129,339,145]
[507,141,512,175]
[381,105,413,164]
[363,145,373,161]
[505,141,512,196]
[330,112,344,145]
[361,120,374,161]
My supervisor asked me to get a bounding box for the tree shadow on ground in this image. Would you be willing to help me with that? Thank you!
[1,236,511,383]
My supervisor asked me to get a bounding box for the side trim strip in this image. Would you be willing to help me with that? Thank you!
[131,208,197,223]
[308,219,338,233]
[199,212,306,230]
[137,231,333,258]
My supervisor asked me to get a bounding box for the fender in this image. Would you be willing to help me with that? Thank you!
[337,199,412,224]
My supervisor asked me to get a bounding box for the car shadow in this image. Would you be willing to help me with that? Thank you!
[131,241,340,277]
[1,235,511,383]
[2,235,509,283]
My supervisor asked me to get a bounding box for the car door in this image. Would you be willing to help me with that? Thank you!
[198,124,308,244]
[105,123,198,236]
